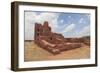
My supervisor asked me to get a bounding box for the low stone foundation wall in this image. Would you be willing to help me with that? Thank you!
[35,39,82,55]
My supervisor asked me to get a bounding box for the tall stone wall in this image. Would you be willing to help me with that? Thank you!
[34,21,65,44]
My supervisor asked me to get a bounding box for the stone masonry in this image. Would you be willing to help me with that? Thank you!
[34,21,85,54]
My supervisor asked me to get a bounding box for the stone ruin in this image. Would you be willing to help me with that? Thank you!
[34,21,89,55]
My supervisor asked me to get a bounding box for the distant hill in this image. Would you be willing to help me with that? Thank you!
[65,36,90,46]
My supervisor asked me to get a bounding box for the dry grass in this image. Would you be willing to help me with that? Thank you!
[24,41,90,62]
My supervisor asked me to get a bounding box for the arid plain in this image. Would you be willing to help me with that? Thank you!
[24,41,90,62]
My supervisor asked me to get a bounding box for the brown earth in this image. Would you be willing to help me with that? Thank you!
[24,41,90,62]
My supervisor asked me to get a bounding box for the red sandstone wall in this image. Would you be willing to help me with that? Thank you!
[34,21,90,54]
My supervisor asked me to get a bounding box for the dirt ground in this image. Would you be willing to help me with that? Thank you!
[24,41,90,62]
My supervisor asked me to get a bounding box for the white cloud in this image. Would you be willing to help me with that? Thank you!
[25,12,90,40]
[62,23,75,33]
[77,25,90,37]
[62,25,90,38]
[25,12,60,40]
[79,18,84,24]
[60,20,64,23]
[68,15,71,18]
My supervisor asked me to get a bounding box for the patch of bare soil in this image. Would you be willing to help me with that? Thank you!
[24,41,90,61]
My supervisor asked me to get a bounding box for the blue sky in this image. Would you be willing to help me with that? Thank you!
[25,11,90,40]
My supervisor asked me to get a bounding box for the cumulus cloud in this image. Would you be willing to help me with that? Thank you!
[77,25,90,37]
[68,15,71,18]
[25,12,59,40]
[60,20,64,23]
[25,12,90,40]
[61,24,90,38]
[62,23,75,33]
[79,18,84,24]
